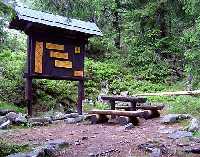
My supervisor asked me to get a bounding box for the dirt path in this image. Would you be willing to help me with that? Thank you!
[1,118,199,157]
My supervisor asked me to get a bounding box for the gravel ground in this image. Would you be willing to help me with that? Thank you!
[1,118,200,157]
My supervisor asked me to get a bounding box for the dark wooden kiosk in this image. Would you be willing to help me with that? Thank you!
[9,5,102,116]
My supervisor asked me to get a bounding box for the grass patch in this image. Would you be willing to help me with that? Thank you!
[0,139,30,157]
[193,131,200,137]
[84,102,109,112]
[0,101,25,113]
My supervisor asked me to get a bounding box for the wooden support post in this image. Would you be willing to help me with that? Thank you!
[26,77,33,116]
[26,36,33,117]
[130,102,136,111]
[77,80,84,115]
[110,100,115,119]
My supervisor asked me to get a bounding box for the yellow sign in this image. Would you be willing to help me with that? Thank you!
[46,43,64,51]
[35,41,43,73]
[74,71,83,77]
[75,47,81,54]
[55,60,72,68]
[50,51,68,59]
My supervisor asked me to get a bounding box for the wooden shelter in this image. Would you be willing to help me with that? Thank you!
[9,5,102,116]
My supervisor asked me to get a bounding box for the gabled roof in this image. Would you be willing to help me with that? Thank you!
[10,5,103,36]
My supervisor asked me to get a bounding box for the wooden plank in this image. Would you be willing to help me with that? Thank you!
[101,96,147,103]
[46,43,64,50]
[55,60,72,68]
[50,51,68,59]
[134,90,200,96]
[74,70,84,77]
[88,110,147,117]
[115,105,165,110]
[34,41,43,73]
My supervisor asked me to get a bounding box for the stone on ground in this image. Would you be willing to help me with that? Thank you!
[124,123,134,130]
[0,120,11,129]
[161,114,191,124]
[0,116,8,125]
[168,131,192,139]
[6,112,18,122]
[187,118,200,132]
[14,113,27,124]
[0,109,14,116]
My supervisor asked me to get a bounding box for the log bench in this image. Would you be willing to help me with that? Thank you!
[115,104,165,119]
[88,110,148,125]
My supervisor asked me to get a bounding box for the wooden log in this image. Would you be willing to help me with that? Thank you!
[101,96,147,103]
[88,110,147,118]
[115,105,165,110]
[134,90,200,97]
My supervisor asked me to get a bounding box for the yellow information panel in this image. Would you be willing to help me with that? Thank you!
[35,41,43,73]
[55,60,72,69]
[75,47,81,54]
[46,43,64,51]
[50,51,68,59]
[74,71,83,77]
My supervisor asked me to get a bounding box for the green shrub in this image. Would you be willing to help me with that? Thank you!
[0,101,25,113]
[0,139,30,157]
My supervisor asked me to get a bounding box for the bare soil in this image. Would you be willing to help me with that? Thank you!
[1,118,200,157]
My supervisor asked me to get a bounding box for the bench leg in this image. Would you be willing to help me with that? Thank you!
[130,102,136,111]
[110,100,116,119]
[144,110,160,119]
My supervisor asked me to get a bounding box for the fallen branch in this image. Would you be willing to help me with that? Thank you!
[134,90,200,97]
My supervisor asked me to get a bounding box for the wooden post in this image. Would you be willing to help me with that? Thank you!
[110,100,115,119]
[26,78,33,116]
[77,80,84,115]
[130,102,136,111]
[26,36,33,116]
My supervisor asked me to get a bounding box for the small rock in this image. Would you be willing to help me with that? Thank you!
[15,113,27,124]
[75,140,81,145]
[0,120,11,129]
[168,131,192,139]
[6,112,18,122]
[124,123,134,130]
[82,136,88,140]
[184,147,200,154]
[29,117,52,124]
[0,109,14,116]
[65,118,76,124]
[187,118,200,132]
[6,149,45,157]
[70,113,79,118]
[47,139,69,148]
[150,148,161,157]
[0,116,8,125]
[161,114,179,124]
[88,153,96,157]
[51,112,66,121]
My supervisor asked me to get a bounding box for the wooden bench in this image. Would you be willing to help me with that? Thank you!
[88,110,148,125]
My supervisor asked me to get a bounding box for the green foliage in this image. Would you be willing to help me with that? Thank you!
[0,139,30,157]
[193,131,200,137]
[0,101,25,113]
[0,49,25,105]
